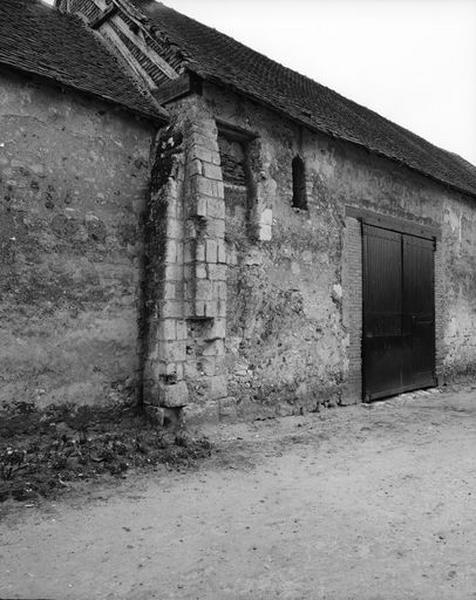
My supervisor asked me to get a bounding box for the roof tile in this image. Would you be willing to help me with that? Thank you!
[131,0,476,197]
[0,0,167,121]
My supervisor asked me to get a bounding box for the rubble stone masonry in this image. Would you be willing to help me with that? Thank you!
[2,71,474,423]
[164,83,475,421]
[0,69,155,410]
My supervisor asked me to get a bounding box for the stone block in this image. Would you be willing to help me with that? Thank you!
[194,300,206,317]
[184,240,194,264]
[195,278,212,300]
[207,217,225,238]
[206,239,217,263]
[217,299,226,317]
[184,361,199,379]
[190,121,218,138]
[207,263,226,281]
[175,198,184,220]
[259,224,272,241]
[191,174,213,197]
[189,158,203,176]
[211,152,221,166]
[214,180,224,198]
[209,375,227,399]
[158,319,176,341]
[196,195,207,217]
[202,162,223,181]
[161,300,183,319]
[215,264,227,281]
[200,356,216,376]
[175,362,184,380]
[217,240,227,264]
[215,355,227,373]
[155,361,177,376]
[211,318,226,339]
[165,264,182,281]
[204,300,217,317]
[190,144,214,164]
[165,239,177,263]
[175,320,187,340]
[257,208,273,241]
[207,197,225,219]
[191,132,219,152]
[175,240,184,264]
[214,281,227,301]
[202,340,219,357]
[195,262,207,279]
[185,219,197,239]
[164,282,176,301]
[184,282,193,302]
[175,279,185,300]
[167,218,182,239]
[158,380,189,408]
[202,339,225,357]
[196,240,206,262]
[260,208,273,228]
[161,340,186,362]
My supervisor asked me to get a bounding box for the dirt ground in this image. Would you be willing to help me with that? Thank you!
[1,386,475,600]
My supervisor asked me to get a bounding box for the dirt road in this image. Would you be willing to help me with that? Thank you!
[1,387,476,599]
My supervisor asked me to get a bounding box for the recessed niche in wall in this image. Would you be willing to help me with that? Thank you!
[292,154,308,210]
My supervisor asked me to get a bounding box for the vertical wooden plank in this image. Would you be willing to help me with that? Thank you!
[362,224,403,400]
[402,234,436,388]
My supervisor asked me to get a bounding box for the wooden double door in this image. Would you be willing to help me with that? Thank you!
[362,223,436,401]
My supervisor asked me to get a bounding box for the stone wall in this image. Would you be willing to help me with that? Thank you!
[54,0,475,424]
[185,83,475,419]
[0,69,155,409]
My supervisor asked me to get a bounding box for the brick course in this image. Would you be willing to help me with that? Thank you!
[342,216,363,405]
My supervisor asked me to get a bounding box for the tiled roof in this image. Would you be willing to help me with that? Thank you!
[0,0,167,122]
[130,0,476,198]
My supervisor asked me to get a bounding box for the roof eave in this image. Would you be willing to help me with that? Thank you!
[0,60,169,126]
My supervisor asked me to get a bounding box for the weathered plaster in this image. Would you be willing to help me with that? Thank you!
[0,69,155,409]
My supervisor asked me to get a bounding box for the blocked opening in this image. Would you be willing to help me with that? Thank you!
[218,133,251,246]
[218,134,247,186]
[292,155,307,210]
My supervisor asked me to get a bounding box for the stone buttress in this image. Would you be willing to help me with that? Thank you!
[142,100,228,422]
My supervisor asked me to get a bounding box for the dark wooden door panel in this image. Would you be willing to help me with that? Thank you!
[363,225,403,399]
[362,223,436,401]
[402,235,436,388]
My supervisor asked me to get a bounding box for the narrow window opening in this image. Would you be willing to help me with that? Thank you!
[292,155,307,210]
